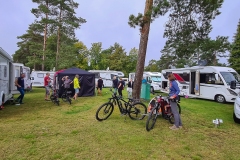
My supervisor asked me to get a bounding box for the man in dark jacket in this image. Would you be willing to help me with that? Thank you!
[112,76,118,94]
[15,73,25,105]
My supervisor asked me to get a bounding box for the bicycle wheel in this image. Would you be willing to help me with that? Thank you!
[50,95,55,102]
[169,104,181,124]
[96,102,114,121]
[128,102,147,120]
[146,108,158,131]
[68,97,72,105]
[61,94,67,102]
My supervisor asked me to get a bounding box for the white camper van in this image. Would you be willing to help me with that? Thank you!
[88,70,125,87]
[129,72,161,93]
[31,71,55,87]
[10,63,32,94]
[161,66,240,103]
[0,47,13,107]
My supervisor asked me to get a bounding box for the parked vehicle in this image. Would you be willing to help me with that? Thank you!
[0,47,13,108]
[129,72,161,93]
[88,70,124,87]
[31,71,55,87]
[10,63,32,94]
[161,66,240,103]
[233,96,240,123]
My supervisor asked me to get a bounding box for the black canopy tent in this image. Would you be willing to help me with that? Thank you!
[57,67,95,97]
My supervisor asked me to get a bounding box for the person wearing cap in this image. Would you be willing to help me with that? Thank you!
[73,75,80,100]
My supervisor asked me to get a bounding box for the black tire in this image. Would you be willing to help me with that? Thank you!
[215,94,225,103]
[168,104,181,124]
[96,102,114,121]
[61,94,67,102]
[68,97,72,105]
[233,112,240,124]
[128,102,147,120]
[50,95,55,102]
[146,108,158,131]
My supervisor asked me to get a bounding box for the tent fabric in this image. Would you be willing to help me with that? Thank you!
[56,67,95,97]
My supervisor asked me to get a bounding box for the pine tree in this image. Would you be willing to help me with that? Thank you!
[229,20,240,73]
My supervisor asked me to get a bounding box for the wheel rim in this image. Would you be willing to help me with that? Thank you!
[217,95,224,102]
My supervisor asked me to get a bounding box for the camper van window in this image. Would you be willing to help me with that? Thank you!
[220,72,240,85]
[200,73,218,84]
[151,76,161,82]
[4,66,7,77]
[37,73,44,78]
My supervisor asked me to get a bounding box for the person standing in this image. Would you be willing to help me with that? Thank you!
[15,73,25,105]
[62,76,73,90]
[44,73,51,101]
[118,78,124,97]
[168,73,182,130]
[112,76,118,94]
[96,77,103,96]
[73,75,80,100]
[127,79,134,98]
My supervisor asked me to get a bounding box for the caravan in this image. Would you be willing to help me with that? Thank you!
[88,70,124,87]
[129,72,161,93]
[31,71,55,87]
[161,66,240,103]
[0,47,13,107]
[10,63,32,94]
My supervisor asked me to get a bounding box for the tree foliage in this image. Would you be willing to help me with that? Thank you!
[229,20,240,73]
[162,0,230,67]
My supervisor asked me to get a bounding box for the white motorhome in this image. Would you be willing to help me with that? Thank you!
[161,66,240,103]
[88,70,125,87]
[31,71,55,87]
[10,63,32,94]
[0,47,13,107]
[129,72,162,93]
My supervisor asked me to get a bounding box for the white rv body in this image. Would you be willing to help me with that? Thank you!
[0,47,13,105]
[161,66,240,103]
[10,63,32,94]
[31,71,55,87]
[88,70,124,87]
[129,72,161,92]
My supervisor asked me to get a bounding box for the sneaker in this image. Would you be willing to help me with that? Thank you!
[179,126,183,129]
[169,125,179,130]
[15,103,20,106]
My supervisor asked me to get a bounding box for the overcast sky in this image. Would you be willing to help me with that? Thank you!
[0,0,239,66]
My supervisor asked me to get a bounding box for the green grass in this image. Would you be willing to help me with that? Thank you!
[0,88,240,160]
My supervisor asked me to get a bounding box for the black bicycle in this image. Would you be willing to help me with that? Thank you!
[146,95,181,131]
[49,86,60,106]
[61,88,72,104]
[96,89,147,121]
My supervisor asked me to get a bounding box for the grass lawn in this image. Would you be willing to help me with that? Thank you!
[0,87,240,160]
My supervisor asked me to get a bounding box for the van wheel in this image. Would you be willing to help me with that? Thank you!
[215,95,225,103]
[233,112,240,124]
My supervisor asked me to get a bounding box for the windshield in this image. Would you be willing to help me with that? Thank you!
[220,72,240,85]
[151,76,161,82]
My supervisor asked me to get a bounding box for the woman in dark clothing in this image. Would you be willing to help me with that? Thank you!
[168,73,182,130]
[118,78,124,97]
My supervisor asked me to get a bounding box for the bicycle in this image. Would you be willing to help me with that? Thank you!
[146,95,181,131]
[49,85,60,106]
[96,88,147,121]
[61,88,72,105]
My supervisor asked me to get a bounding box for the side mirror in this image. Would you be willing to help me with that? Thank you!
[30,77,34,80]
[215,74,219,81]
[149,80,152,83]
[230,80,236,89]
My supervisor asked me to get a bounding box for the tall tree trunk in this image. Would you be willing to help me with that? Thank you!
[132,0,153,99]
[213,52,217,66]
[56,6,62,70]
[42,0,48,71]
